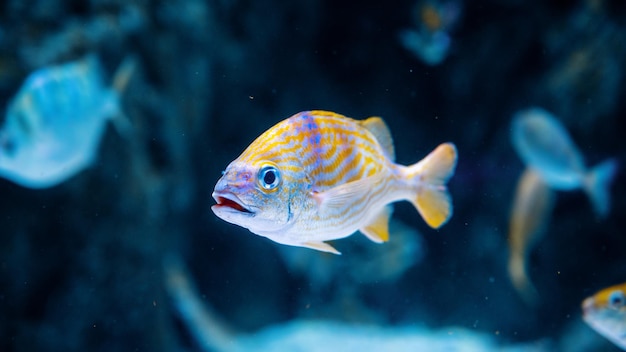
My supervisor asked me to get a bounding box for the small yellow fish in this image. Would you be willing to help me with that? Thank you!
[582,282,626,350]
[507,168,554,305]
[212,110,457,254]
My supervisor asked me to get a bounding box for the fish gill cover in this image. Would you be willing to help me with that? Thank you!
[0,0,625,351]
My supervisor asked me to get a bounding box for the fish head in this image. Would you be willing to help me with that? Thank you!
[212,156,307,236]
[582,284,626,348]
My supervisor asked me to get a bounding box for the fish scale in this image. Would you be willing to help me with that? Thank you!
[212,110,457,254]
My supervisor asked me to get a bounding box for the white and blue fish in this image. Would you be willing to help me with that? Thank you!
[511,107,617,217]
[0,54,135,189]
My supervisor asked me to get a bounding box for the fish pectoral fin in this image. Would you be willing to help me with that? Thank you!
[312,173,384,211]
[360,205,393,243]
[301,241,341,255]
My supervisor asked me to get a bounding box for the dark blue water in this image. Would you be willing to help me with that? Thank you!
[0,1,624,351]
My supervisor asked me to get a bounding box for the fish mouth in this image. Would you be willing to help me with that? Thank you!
[212,191,254,214]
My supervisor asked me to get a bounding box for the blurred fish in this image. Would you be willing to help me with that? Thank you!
[0,54,135,189]
[165,254,546,352]
[279,218,425,289]
[582,282,626,350]
[163,255,544,352]
[511,107,617,217]
[507,168,555,306]
[164,256,235,352]
[212,110,457,254]
[399,0,462,66]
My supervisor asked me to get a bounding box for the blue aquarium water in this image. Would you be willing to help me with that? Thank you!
[0,1,625,351]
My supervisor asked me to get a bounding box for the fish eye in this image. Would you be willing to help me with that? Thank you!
[257,163,281,191]
[608,290,625,310]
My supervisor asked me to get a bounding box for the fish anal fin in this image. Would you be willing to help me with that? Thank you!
[360,206,393,243]
[301,241,341,255]
[359,117,395,161]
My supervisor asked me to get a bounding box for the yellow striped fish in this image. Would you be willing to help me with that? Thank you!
[211,110,457,254]
[582,282,626,350]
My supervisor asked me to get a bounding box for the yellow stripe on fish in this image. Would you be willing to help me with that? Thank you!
[212,110,457,254]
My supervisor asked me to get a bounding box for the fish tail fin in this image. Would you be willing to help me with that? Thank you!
[584,158,618,218]
[406,142,457,229]
[110,55,139,138]
[112,55,138,95]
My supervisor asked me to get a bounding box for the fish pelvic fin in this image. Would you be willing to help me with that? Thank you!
[301,241,342,255]
[584,158,618,218]
[407,142,457,229]
[360,205,393,243]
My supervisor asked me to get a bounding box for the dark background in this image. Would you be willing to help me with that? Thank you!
[0,0,624,350]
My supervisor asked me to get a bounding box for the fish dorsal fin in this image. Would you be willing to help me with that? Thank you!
[360,117,395,161]
[360,205,393,243]
[312,173,385,211]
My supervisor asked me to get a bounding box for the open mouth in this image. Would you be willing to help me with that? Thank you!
[212,192,252,213]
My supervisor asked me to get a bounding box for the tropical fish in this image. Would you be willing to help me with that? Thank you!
[212,110,457,254]
[507,168,554,306]
[582,282,626,350]
[511,107,617,217]
[0,54,135,189]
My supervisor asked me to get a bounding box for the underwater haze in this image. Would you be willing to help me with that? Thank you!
[1,0,625,351]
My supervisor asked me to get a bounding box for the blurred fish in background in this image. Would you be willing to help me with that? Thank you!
[507,168,554,306]
[398,0,462,65]
[1,1,625,351]
[507,107,617,305]
[511,107,617,218]
[582,282,626,350]
[279,219,425,322]
[0,54,135,188]
[164,255,547,352]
